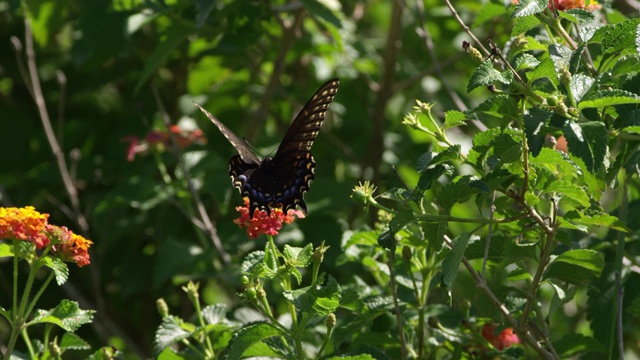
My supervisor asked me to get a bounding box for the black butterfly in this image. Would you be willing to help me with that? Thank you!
[195,78,339,215]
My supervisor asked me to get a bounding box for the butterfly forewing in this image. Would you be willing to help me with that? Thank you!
[199,78,339,215]
[194,103,261,165]
[274,78,340,162]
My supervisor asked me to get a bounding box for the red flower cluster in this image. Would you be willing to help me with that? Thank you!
[482,323,521,350]
[234,198,305,238]
[46,225,93,267]
[125,125,206,161]
[0,206,93,267]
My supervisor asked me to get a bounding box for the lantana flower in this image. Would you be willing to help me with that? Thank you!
[481,323,521,350]
[0,206,93,267]
[234,197,305,238]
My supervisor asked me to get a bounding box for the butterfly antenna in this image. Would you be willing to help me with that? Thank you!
[242,137,265,157]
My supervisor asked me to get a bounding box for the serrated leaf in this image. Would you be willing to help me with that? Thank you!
[283,244,313,268]
[512,0,547,17]
[389,211,413,235]
[623,125,640,134]
[512,15,542,36]
[59,332,91,351]
[326,355,376,360]
[444,110,467,128]
[591,18,640,55]
[563,210,629,232]
[553,333,607,357]
[524,107,554,157]
[531,148,581,177]
[442,233,472,292]
[436,175,487,211]
[467,59,513,93]
[0,242,14,257]
[564,9,595,24]
[422,221,447,253]
[514,53,540,70]
[225,322,284,360]
[31,300,94,332]
[202,304,227,325]
[570,74,595,103]
[527,57,559,86]
[507,268,532,282]
[549,44,573,70]
[543,180,590,207]
[283,275,341,316]
[563,121,607,173]
[569,42,587,73]
[42,257,69,286]
[416,164,452,193]
[579,89,640,109]
[543,249,604,285]
[473,95,520,123]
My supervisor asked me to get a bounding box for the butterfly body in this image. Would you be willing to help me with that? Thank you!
[196,78,339,214]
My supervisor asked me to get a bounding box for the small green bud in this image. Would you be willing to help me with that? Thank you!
[326,313,336,330]
[546,95,558,106]
[156,298,170,318]
[241,275,250,286]
[246,287,257,299]
[428,316,440,328]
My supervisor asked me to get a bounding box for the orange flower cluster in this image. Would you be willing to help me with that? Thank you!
[125,125,206,161]
[482,323,521,350]
[234,198,305,238]
[0,206,50,248]
[46,225,93,267]
[0,206,92,267]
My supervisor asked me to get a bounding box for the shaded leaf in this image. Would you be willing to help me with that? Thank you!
[553,333,607,358]
[562,121,607,173]
[31,300,94,332]
[468,59,513,93]
[543,249,604,285]
[284,274,341,316]
[225,322,284,360]
[442,233,472,292]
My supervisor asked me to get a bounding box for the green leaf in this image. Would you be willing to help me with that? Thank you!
[202,304,227,325]
[512,0,547,17]
[623,125,640,134]
[241,251,277,279]
[422,221,448,253]
[579,89,640,109]
[468,59,513,93]
[225,322,284,360]
[283,274,341,316]
[326,355,376,360]
[389,211,413,235]
[563,210,629,232]
[41,257,69,286]
[0,242,14,257]
[441,233,472,292]
[31,300,94,332]
[134,24,192,95]
[473,95,520,123]
[444,110,467,128]
[563,121,607,173]
[570,73,595,103]
[283,244,313,268]
[507,268,532,282]
[436,175,487,211]
[524,107,553,157]
[543,180,590,207]
[59,332,91,351]
[87,346,122,360]
[490,133,522,167]
[590,18,640,55]
[553,333,607,358]
[300,0,342,28]
[513,53,540,70]
[527,58,559,86]
[562,9,595,24]
[543,249,604,285]
[512,15,542,36]
[417,164,452,196]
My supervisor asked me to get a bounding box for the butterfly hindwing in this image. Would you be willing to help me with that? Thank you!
[198,78,339,214]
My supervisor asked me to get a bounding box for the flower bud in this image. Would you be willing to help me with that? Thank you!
[156,298,170,318]
[326,313,336,330]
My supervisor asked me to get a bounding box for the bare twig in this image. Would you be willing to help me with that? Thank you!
[150,84,231,267]
[444,0,490,56]
[56,70,67,147]
[442,235,557,360]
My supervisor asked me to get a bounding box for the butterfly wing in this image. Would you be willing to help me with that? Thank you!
[194,102,261,165]
[273,78,340,163]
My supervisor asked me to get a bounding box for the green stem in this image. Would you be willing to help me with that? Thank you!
[23,271,55,322]
[191,288,215,358]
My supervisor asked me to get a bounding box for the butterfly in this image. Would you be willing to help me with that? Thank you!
[195,78,339,215]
